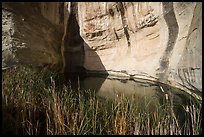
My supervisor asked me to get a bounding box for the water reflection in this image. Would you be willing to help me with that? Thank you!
[64,75,201,116]
[82,76,159,100]
[65,75,196,105]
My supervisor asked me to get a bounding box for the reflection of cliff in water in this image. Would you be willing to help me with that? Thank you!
[69,76,200,125]
[63,75,200,109]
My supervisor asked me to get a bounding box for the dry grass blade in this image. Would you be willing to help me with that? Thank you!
[2,66,202,135]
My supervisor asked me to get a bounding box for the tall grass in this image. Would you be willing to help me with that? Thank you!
[2,66,202,135]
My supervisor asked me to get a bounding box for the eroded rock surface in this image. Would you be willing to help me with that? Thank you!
[2,2,202,98]
[78,2,202,97]
[2,2,66,70]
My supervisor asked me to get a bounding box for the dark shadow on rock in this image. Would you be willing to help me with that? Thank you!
[63,41,108,93]
[157,2,179,83]
[2,2,63,70]
[63,2,108,92]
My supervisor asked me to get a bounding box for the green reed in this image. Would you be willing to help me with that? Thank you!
[2,66,202,135]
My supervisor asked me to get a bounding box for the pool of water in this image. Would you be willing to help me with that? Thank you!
[63,74,198,107]
[2,68,202,135]
[62,74,201,129]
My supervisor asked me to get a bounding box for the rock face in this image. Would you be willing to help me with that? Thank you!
[2,2,202,97]
[78,2,202,97]
[2,2,65,70]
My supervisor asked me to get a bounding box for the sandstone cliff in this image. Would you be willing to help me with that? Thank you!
[2,2,65,70]
[2,2,202,98]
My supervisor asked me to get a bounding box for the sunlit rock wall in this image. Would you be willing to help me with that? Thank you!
[2,2,202,97]
[78,2,202,96]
